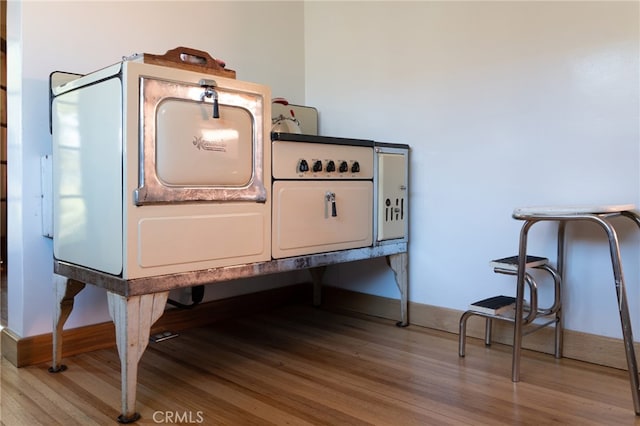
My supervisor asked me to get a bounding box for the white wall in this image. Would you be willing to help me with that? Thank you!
[7,1,306,337]
[305,2,640,339]
[7,1,640,342]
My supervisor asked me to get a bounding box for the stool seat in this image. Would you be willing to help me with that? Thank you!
[514,204,636,218]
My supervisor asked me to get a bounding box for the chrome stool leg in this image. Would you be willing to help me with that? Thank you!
[596,215,640,414]
[512,221,535,382]
[458,311,473,357]
[484,318,493,346]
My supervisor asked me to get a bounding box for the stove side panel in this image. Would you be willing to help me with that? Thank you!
[52,78,124,275]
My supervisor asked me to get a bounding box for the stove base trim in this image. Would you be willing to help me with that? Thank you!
[54,243,406,297]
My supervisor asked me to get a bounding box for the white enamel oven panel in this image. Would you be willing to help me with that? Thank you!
[272,180,373,258]
[52,61,271,279]
[375,147,409,242]
[52,73,124,275]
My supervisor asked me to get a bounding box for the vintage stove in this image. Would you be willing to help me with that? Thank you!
[48,48,409,426]
[50,48,408,281]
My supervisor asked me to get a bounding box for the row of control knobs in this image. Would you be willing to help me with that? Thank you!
[298,159,361,174]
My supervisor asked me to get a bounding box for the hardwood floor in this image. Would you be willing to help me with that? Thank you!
[2,304,640,425]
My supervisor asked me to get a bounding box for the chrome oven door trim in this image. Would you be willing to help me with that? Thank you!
[134,76,267,205]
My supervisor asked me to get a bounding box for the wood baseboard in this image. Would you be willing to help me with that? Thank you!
[321,286,633,371]
[2,283,632,371]
[2,283,310,368]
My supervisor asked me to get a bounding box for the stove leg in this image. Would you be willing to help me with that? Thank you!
[388,252,409,327]
[49,275,86,373]
[309,266,326,306]
[107,291,169,423]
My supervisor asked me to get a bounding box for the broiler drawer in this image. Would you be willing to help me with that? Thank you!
[272,180,373,258]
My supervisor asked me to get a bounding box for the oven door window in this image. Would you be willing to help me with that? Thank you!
[156,101,252,187]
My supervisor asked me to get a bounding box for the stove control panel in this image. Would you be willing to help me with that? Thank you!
[272,141,374,180]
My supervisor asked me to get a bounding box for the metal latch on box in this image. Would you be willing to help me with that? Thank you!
[199,79,219,119]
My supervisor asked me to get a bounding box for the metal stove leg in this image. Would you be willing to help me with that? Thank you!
[107,291,169,423]
[388,252,409,327]
[309,266,326,307]
[49,275,86,373]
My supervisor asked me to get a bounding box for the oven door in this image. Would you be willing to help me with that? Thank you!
[134,76,267,205]
[272,180,373,258]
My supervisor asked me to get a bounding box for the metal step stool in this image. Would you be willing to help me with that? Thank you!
[458,255,563,371]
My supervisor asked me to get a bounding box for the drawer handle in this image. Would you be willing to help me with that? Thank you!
[325,192,337,218]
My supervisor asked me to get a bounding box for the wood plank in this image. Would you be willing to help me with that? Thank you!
[0,86,5,125]
[1,1,5,40]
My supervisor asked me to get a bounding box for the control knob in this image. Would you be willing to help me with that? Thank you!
[298,159,309,173]
[312,160,323,172]
[339,161,348,173]
[351,161,360,173]
[326,160,336,172]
